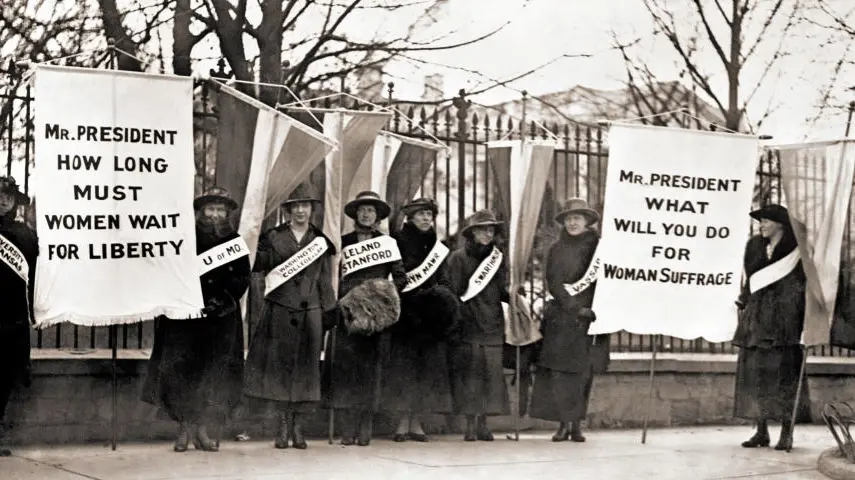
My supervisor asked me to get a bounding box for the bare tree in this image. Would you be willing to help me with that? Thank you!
[616,0,803,132]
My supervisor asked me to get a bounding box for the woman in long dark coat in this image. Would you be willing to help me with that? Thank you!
[382,198,457,442]
[324,191,407,446]
[734,204,810,451]
[0,176,36,457]
[142,187,251,453]
[446,209,511,441]
[244,184,336,449]
[531,198,604,442]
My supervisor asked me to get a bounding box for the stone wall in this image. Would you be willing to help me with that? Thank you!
[5,351,855,445]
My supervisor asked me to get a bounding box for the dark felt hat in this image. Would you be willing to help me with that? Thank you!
[401,197,439,217]
[281,182,321,208]
[554,197,599,225]
[344,191,391,221]
[193,186,238,211]
[749,204,791,226]
[460,209,503,237]
[0,176,29,204]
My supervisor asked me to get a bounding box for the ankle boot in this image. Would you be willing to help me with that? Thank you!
[741,422,770,448]
[274,412,289,449]
[464,416,476,442]
[357,412,373,446]
[340,410,356,446]
[291,413,307,449]
[774,423,794,451]
[194,424,219,452]
[173,422,190,452]
[476,416,493,441]
[569,422,586,442]
[552,422,570,442]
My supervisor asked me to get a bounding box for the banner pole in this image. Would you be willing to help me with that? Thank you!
[514,344,521,441]
[327,328,337,444]
[110,324,118,451]
[787,345,808,453]
[641,334,658,444]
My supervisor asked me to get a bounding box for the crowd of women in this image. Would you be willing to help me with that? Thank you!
[0,173,809,455]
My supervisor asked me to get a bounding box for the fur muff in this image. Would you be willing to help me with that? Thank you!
[340,278,401,335]
[402,284,460,340]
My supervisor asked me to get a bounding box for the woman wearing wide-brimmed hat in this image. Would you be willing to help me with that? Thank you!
[381,198,458,442]
[0,176,36,456]
[733,204,811,451]
[323,191,407,446]
[530,198,608,443]
[445,209,511,441]
[243,182,336,449]
[142,186,251,453]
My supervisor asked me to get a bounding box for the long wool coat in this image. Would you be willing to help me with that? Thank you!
[244,223,336,409]
[531,228,604,423]
[142,229,251,423]
[733,234,812,422]
[323,229,407,411]
[445,240,510,416]
[0,214,37,417]
[380,222,457,414]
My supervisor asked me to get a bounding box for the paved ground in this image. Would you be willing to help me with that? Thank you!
[2,425,839,480]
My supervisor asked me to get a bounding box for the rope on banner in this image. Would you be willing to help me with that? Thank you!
[214,78,327,131]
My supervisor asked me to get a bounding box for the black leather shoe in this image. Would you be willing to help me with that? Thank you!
[0,447,12,457]
[356,438,371,447]
[193,426,219,452]
[408,433,428,442]
[174,423,190,452]
[393,434,408,442]
[341,436,355,446]
[741,431,770,448]
[570,431,586,443]
[291,421,307,450]
[552,424,569,442]
[476,428,494,442]
[774,428,793,451]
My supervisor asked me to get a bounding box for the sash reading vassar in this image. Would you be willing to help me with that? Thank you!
[460,246,503,302]
[264,236,329,296]
[748,248,800,294]
[563,256,601,297]
[402,241,450,293]
[340,235,402,278]
[198,236,250,275]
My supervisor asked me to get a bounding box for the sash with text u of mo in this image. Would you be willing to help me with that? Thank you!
[564,256,601,297]
[460,246,503,302]
[264,236,329,296]
[199,236,250,276]
[748,248,800,294]
[402,241,450,293]
[340,235,402,279]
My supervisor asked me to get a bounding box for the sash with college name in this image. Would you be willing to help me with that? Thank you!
[340,235,402,279]
[460,246,503,302]
[199,236,250,276]
[0,232,31,323]
[402,241,450,293]
[564,256,601,297]
[264,236,329,296]
[748,248,801,294]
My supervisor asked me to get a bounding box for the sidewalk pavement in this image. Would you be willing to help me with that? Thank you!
[3,425,837,480]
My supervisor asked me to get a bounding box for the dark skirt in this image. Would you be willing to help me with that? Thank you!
[142,314,245,423]
[733,346,812,423]
[0,324,30,419]
[530,366,593,422]
[323,329,390,412]
[381,336,453,414]
[448,342,509,416]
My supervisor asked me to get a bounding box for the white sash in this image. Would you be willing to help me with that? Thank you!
[460,246,503,302]
[340,235,402,278]
[563,257,601,297]
[402,241,450,293]
[0,232,29,283]
[264,236,329,296]
[199,236,249,275]
[748,248,800,294]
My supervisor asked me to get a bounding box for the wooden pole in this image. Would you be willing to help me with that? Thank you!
[110,325,118,451]
[787,346,808,453]
[327,328,337,444]
[641,335,659,444]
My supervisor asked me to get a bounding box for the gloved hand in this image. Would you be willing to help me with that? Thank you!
[577,307,597,322]
[322,306,340,330]
[734,300,745,311]
[202,294,232,317]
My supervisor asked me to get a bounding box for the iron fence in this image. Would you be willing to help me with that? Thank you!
[1,67,851,356]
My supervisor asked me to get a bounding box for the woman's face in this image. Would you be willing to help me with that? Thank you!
[410,209,434,232]
[0,192,15,216]
[356,204,377,227]
[759,218,783,238]
[563,213,589,236]
[471,226,495,245]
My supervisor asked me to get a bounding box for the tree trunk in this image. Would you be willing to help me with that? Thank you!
[257,0,284,106]
[97,0,143,71]
[172,0,192,76]
[727,0,743,132]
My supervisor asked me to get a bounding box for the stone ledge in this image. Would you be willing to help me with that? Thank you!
[28,349,855,376]
[819,447,855,480]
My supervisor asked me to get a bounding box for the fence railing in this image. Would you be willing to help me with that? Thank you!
[2,70,852,356]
